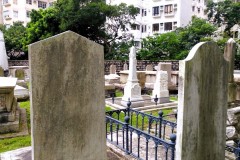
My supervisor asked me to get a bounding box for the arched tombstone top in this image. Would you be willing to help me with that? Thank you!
[176,41,228,160]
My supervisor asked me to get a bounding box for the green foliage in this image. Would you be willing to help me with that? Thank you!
[0,136,31,153]
[1,22,27,59]
[207,0,240,35]
[138,17,216,60]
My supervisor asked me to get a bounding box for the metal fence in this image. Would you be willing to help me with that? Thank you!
[106,100,177,160]
[106,98,240,160]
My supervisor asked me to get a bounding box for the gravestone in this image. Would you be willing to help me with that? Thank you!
[146,64,153,71]
[29,31,106,160]
[109,64,116,74]
[123,63,128,70]
[224,38,237,102]
[151,71,169,103]
[15,69,25,80]
[158,63,171,84]
[176,42,228,160]
[0,31,8,71]
[121,46,144,107]
[0,77,19,134]
[0,67,3,76]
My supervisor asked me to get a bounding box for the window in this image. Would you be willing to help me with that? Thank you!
[197,7,200,13]
[3,10,10,17]
[152,6,159,16]
[164,22,172,31]
[152,23,159,32]
[142,25,147,33]
[134,41,140,47]
[38,1,47,9]
[131,24,140,30]
[192,6,195,12]
[26,0,32,5]
[142,9,147,16]
[165,4,173,14]
[26,11,31,18]
[3,0,9,4]
[13,11,18,18]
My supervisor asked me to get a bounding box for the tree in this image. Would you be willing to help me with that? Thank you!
[207,0,240,35]
[138,17,216,60]
[1,22,27,59]
[25,7,61,48]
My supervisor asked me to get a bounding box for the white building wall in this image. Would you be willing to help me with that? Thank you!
[2,0,55,27]
[107,0,208,49]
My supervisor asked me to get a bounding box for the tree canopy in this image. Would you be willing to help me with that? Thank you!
[138,17,216,60]
[207,0,240,36]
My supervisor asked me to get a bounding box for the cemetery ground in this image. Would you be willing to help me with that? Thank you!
[0,90,177,154]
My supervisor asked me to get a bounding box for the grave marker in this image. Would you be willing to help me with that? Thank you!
[176,42,228,160]
[29,31,106,160]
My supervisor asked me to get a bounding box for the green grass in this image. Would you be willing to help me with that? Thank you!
[0,136,31,153]
[0,101,31,153]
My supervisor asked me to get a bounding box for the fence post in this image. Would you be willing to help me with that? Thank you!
[158,110,163,138]
[154,94,158,106]
[124,116,130,154]
[170,134,176,160]
[127,98,131,117]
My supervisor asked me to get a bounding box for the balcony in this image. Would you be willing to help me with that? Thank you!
[4,15,12,20]
[152,0,161,1]
[3,1,11,7]
[152,13,161,18]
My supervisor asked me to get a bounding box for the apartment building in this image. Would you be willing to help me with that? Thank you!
[106,0,207,48]
[2,0,55,27]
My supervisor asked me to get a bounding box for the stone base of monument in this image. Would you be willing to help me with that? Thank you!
[151,97,170,104]
[121,98,144,108]
[0,108,28,139]
[0,109,20,134]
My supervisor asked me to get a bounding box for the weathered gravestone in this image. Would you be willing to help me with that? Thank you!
[224,38,237,103]
[29,31,106,160]
[109,64,116,74]
[123,63,128,70]
[151,71,169,103]
[176,42,228,160]
[15,69,25,80]
[146,64,153,71]
[158,63,171,84]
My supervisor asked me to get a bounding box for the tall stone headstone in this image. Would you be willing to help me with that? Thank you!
[158,63,171,84]
[176,42,228,160]
[109,64,116,74]
[121,46,144,107]
[0,31,8,71]
[224,38,237,102]
[29,31,106,160]
[151,71,169,103]
[123,63,128,70]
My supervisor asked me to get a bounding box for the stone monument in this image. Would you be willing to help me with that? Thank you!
[121,46,144,107]
[123,62,128,70]
[151,71,169,103]
[0,77,19,134]
[224,38,237,102]
[176,42,228,160]
[158,63,171,84]
[29,31,106,160]
[146,64,153,71]
[0,31,8,74]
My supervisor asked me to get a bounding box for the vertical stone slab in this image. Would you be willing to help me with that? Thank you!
[29,31,106,160]
[0,31,8,71]
[146,64,153,71]
[176,42,228,160]
[224,38,237,102]
[123,63,128,70]
[109,64,116,74]
[151,71,169,103]
[15,69,25,80]
[158,63,171,84]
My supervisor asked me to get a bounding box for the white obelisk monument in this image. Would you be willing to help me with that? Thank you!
[0,31,8,71]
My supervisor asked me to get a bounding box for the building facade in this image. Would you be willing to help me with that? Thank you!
[2,0,55,27]
[106,0,207,48]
